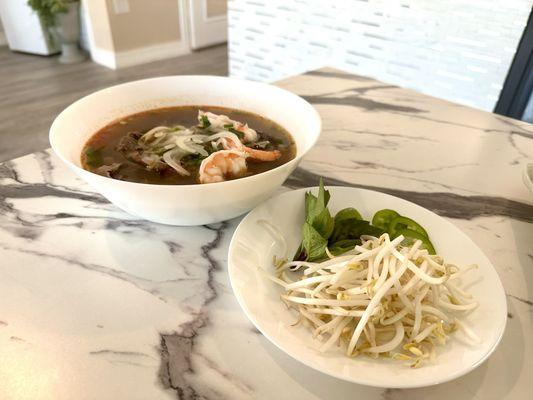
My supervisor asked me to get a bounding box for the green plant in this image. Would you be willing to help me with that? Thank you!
[27,0,78,28]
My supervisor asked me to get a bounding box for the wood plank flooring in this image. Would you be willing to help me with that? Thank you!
[0,45,228,162]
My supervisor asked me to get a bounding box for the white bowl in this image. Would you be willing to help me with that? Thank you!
[49,76,321,225]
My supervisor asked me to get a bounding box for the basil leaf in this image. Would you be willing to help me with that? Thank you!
[293,243,306,261]
[294,179,334,261]
[305,179,332,229]
[362,224,386,237]
[302,222,328,262]
[334,207,362,223]
[331,219,370,243]
[329,239,359,256]
[311,207,334,239]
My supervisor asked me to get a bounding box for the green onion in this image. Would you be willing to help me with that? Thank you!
[229,127,244,139]
[84,147,103,167]
[200,115,211,128]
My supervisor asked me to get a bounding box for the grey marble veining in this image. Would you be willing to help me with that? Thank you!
[0,68,532,400]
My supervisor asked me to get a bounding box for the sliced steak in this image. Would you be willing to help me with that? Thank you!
[94,163,122,178]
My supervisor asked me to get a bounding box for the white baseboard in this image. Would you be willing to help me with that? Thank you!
[115,40,190,69]
[116,40,190,68]
[90,46,116,69]
[90,40,190,70]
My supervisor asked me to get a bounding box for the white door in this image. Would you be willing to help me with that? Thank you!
[187,0,227,49]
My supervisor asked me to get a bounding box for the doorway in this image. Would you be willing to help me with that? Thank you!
[495,7,533,122]
[187,0,228,50]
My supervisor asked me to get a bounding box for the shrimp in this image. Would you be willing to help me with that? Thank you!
[215,132,281,162]
[243,146,281,162]
[199,110,259,143]
[199,150,248,184]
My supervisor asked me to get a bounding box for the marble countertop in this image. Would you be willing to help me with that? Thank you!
[1,68,532,400]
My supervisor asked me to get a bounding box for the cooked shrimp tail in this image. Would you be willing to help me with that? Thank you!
[199,150,248,183]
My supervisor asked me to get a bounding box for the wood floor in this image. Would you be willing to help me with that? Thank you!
[0,45,228,162]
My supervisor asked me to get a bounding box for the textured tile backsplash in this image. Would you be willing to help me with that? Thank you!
[228,0,532,111]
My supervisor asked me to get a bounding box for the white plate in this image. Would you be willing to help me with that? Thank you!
[228,187,507,388]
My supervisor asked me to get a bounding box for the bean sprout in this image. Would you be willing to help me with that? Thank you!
[257,221,479,367]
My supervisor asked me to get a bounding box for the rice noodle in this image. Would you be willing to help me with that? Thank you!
[162,149,190,176]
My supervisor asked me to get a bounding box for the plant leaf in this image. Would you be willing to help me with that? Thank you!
[334,207,362,223]
[84,147,103,167]
[302,222,328,262]
[329,239,359,256]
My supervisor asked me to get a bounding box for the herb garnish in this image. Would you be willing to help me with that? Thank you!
[294,180,436,261]
[200,115,211,128]
[84,147,103,167]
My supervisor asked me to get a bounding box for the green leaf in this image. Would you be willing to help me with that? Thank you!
[334,207,362,223]
[302,222,328,262]
[311,207,335,239]
[393,228,436,254]
[363,224,386,237]
[329,239,359,256]
[84,146,103,167]
[27,0,72,28]
[294,179,334,261]
[180,153,205,168]
[306,179,334,239]
[331,219,369,243]
[305,179,331,224]
[228,127,244,139]
[293,243,306,261]
[330,219,385,243]
[200,115,211,128]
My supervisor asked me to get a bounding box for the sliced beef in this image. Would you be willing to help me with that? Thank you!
[115,131,171,174]
[94,163,122,178]
[146,161,170,173]
[116,131,147,165]
[116,131,142,153]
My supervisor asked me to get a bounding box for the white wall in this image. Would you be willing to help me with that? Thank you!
[228,0,532,111]
[0,18,6,45]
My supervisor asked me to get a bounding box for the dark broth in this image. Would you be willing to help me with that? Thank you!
[81,106,296,185]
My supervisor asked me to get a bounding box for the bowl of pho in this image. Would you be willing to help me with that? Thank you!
[49,76,321,225]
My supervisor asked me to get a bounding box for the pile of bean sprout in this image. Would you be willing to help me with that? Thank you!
[257,220,480,367]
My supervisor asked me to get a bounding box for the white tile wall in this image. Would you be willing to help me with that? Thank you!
[228,0,532,111]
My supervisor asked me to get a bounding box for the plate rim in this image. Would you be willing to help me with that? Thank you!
[227,186,508,388]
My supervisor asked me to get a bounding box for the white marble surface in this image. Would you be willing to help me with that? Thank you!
[1,68,532,400]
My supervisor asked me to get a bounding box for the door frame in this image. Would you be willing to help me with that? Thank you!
[186,0,227,50]
[494,8,533,119]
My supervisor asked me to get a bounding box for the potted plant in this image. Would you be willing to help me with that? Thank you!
[27,0,85,63]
